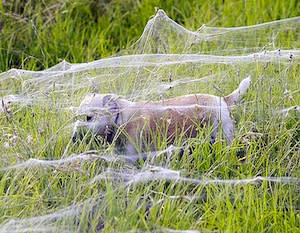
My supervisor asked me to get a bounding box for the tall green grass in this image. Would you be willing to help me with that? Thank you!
[0,0,299,71]
[0,0,299,232]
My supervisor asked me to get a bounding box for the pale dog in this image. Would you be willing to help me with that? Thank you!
[73,77,251,154]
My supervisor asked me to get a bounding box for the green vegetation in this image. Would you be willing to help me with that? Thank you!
[0,0,299,71]
[0,0,299,232]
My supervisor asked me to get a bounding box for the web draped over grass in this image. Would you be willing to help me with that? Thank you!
[0,10,299,232]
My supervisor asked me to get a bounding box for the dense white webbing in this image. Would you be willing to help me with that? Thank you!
[0,9,299,232]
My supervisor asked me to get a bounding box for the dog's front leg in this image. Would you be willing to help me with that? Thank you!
[125,141,138,155]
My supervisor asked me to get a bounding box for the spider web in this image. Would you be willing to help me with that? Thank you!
[0,9,299,232]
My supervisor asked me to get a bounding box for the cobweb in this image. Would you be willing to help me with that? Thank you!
[0,9,299,232]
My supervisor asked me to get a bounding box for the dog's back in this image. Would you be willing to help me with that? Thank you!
[158,94,218,107]
[157,76,251,109]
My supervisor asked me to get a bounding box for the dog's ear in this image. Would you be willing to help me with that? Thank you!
[102,94,119,114]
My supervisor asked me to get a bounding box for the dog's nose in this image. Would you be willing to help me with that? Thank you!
[71,132,78,143]
[72,131,85,143]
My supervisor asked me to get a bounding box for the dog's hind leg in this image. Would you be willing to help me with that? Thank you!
[216,97,235,145]
[222,117,235,144]
[220,107,235,144]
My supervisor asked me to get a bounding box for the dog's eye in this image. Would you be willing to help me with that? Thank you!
[86,115,93,121]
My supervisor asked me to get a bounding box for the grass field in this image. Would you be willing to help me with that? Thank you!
[0,0,299,232]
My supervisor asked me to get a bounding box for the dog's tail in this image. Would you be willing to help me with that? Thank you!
[224,76,251,107]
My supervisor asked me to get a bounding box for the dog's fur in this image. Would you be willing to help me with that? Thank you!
[73,77,251,154]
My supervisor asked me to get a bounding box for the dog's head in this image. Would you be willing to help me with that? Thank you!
[72,93,120,142]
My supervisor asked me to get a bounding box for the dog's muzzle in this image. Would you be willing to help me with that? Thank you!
[72,120,89,142]
[72,131,84,143]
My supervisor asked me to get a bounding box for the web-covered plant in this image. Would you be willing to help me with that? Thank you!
[0,10,299,233]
